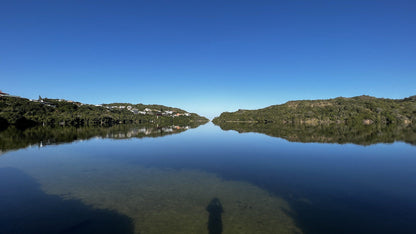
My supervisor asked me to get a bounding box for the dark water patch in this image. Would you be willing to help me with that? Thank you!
[59,219,93,233]
[288,191,416,234]
[0,167,134,234]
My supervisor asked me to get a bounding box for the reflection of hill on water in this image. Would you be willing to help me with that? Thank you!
[0,123,201,153]
[216,122,416,146]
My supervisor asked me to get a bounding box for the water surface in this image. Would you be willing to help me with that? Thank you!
[1,123,415,233]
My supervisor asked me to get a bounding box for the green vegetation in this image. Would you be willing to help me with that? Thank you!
[0,96,208,128]
[213,95,416,145]
[213,95,416,125]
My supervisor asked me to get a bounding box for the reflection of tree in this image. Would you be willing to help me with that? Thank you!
[216,122,416,146]
[0,123,204,153]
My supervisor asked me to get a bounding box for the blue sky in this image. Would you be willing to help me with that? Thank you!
[1,0,415,118]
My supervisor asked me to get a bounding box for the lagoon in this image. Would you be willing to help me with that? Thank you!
[1,122,415,233]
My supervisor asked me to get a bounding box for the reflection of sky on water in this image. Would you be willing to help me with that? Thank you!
[1,122,416,233]
[0,126,301,233]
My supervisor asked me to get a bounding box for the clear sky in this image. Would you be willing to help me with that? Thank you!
[1,0,415,118]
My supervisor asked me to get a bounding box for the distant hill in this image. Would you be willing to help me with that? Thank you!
[0,96,208,128]
[213,95,416,125]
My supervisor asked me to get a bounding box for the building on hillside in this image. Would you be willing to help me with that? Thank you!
[0,90,10,96]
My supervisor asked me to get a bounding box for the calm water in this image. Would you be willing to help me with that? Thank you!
[1,122,416,233]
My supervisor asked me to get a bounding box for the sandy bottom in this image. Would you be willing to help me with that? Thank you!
[2,154,302,234]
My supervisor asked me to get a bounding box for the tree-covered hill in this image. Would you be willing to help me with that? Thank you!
[213,95,416,125]
[0,96,208,128]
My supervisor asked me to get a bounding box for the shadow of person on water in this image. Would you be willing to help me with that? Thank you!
[206,198,223,234]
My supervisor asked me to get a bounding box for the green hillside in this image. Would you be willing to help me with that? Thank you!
[0,96,208,128]
[213,95,416,125]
